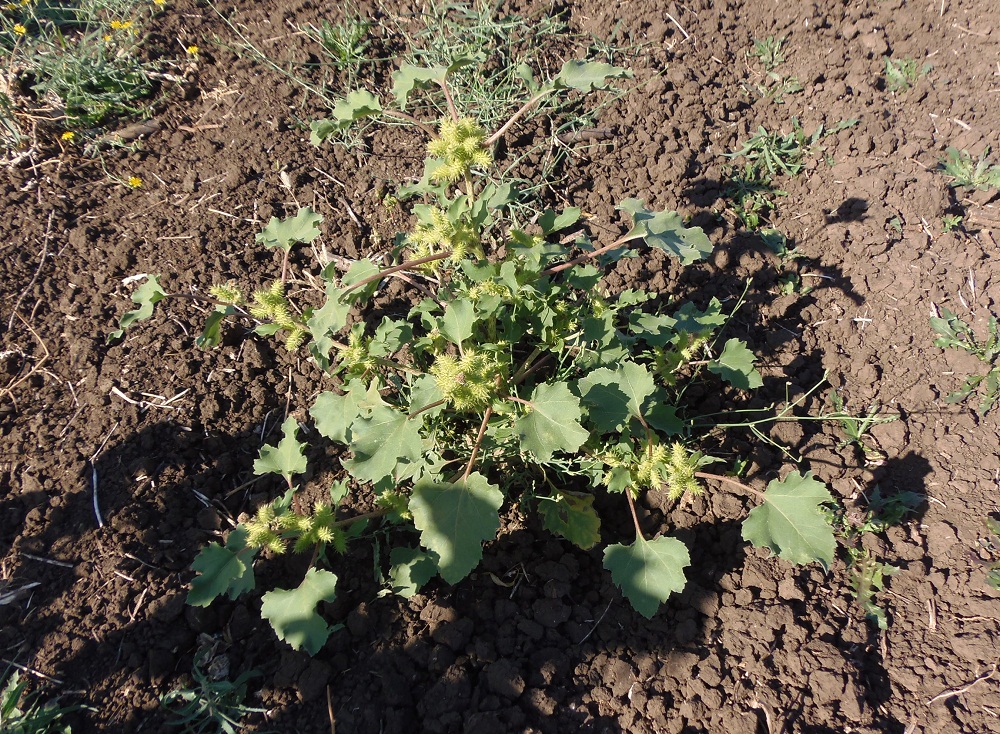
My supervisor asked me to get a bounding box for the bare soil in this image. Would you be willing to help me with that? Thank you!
[2,0,999,732]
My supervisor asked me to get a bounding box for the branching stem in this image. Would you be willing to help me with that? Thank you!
[625,489,645,542]
[439,78,460,122]
[383,109,437,137]
[694,471,765,499]
[484,89,556,147]
[340,251,452,296]
[331,507,390,529]
[408,399,447,420]
[461,406,493,482]
[541,233,638,276]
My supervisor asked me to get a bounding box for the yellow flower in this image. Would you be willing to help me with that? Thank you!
[185,44,199,55]
[60,131,75,141]
[110,20,133,30]
[127,176,142,189]
[152,0,165,5]
[103,34,111,41]
[13,23,26,35]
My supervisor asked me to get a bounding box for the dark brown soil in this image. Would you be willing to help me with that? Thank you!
[3,0,1000,732]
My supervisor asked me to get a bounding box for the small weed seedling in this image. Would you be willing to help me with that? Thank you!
[0,667,79,734]
[938,147,1000,192]
[743,37,802,104]
[930,305,1000,414]
[828,388,899,465]
[833,487,921,629]
[941,213,963,233]
[749,36,786,71]
[114,49,861,654]
[161,661,266,734]
[883,56,929,92]
[723,163,787,229]
[984,518,1000,590]
[727,118,857,177]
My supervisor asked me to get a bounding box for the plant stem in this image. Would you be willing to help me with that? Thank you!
[511,347,542,383]
[439,78,460,122]
[340,251,452,296]
[331,507,390,529]
[694,471,765,499]
[383,109,437,137]
[540,233,638,276]
[624,489,645,542]
[507,395,534,408]
[484,89,555,148]
[280,248,291,285]
[461,407,493,482]
[408,399,447,420]
[167,292,240,309]
[513,354,552,385]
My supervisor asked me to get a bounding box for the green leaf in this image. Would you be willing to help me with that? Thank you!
[440,299,475,345]
[392,63,447,108]
[408,373,445,420]
[539,491,601,550]
[307,283,352,368]
[577,362,655,434]
[195,307,234,349]
[188,528,255,606]
[708,339,763,390]
[260,568,339,654]
[618,199,713,264]
[108,275,166,342]
[388,546,438,598]
[604,535,690,618]
[343,403,424,483]
[741,471,836,569]
[309,119,337,146]
[514,382,590,462]
[538,207,581,234]
[409,473,503,583]
[311,389,364,445]
[256,207,323,251]
[253,417,307,481]
[333,89,382,125]
[554,59,632,91]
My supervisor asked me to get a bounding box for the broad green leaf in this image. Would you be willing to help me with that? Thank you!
[409,473,503,583]
[538,491,601,550]
[340,258,381,299]
[604,535,690,618]
[618,199,713,264]
[554,59,632,91]
[188,528,255,606]
[343,403,424,483]
[577,362,655,434]
[196,307,234,349]
[409,373,445,420]
[307,283,352,367]
[741,472,836,569]
[372,317,413,356]
[309,119,337,146]
[311,389,363,444]
[392,63,447,108]
[538,207,581,234]
[708,339,763,390]
[333,89,382,125]
[256,207,323,251]
[260,568,339,654]
[253,417,307,481]
[672,298,726,333]
[440,299,475,345]
[514,382,590,461]
[388,546,438,598]
[108,275,166,342]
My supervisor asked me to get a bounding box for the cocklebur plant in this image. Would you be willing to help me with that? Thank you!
[111,56,842,654]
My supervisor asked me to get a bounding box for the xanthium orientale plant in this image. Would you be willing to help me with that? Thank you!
[111,56,842,654]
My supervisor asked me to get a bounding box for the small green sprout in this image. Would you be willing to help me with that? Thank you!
[883,56,930,92]
[938,147,1000,191]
